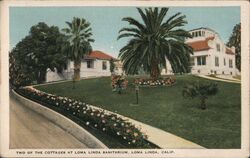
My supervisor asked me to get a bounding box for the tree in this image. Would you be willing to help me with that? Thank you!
[110,58,115,73]
[182,82,218,110]
[62,17,94,81]
[10,22,68,84]
[118,7,193,80]
[227,23,241,71]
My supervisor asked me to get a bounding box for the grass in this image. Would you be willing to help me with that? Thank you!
[36,75,241,149]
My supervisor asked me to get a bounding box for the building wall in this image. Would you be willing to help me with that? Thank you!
[187,28,237,76]
[46,59,111,82]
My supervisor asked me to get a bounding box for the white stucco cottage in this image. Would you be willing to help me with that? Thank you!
[186,27,237,75]
[46,51,116,82]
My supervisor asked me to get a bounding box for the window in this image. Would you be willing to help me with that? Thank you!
[229,59,233,68]
[224,58,226,66]
[197,56,206,66]
[202,31,205,36]
[195,32,198,37]
[215,57,219,67]
[102,61,107,70]
[87,60,94,68]
[190,57,195,66]
[216,44,220,52]
[198,31,201,36]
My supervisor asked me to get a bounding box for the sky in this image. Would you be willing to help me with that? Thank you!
[10,6,240,58]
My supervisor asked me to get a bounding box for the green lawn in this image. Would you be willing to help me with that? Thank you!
[36,75,241,149]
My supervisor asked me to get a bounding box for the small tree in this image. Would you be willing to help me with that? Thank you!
[182,82,218,110]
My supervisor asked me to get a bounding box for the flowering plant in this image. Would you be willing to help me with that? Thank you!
[16,87,153,148]
[134,77,176,87]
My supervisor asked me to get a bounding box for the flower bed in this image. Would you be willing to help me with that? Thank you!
[16,87,154,148]
[134,77,176,87]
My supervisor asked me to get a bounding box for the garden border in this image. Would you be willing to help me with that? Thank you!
[11,89,108,149]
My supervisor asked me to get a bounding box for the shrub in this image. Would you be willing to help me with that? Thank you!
[9,53,32,89]
[16,87,152,148]
[182,82,219,110]
[111,75,128,94]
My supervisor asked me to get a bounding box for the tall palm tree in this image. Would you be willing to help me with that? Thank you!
[62,17,94,81]
[118,7,193,79]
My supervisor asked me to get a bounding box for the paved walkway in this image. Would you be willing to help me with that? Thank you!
[197,75,241,84]
[89,105,204,149]
[10,95,89,149]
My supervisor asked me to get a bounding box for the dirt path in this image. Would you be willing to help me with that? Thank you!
[10,95,89,149]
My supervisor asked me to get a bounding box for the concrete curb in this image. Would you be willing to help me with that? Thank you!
[12,90,108,149]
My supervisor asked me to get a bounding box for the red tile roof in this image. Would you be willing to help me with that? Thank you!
[87,51,115,60]
[225,48,235,55]
[186,36,215,52]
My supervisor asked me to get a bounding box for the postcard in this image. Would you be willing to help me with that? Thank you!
[0,0,249,157]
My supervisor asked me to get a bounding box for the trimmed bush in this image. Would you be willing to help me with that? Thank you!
[16,87,153,148]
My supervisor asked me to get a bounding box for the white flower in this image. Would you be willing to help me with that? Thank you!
[91,113,94,116]
[97,114,100,117]
[78,110,80,112]
[86,122,89,125]
[73,112,76,115]
[101,115,104,118]
[117,132,120,135]
[128,142,131,145]
[83,111,86,114]
[56,103,59,105]
[69,104,72,106]
[67,108,69,111]
[102,128,106,131]
[102,120,106,123]
[123,136,126,140]
[111,117,115,120]
[121,123,124,126]
[132,140,136,143]
[63,101,66,103]
[94,124,97,127]
[113,123,117,127]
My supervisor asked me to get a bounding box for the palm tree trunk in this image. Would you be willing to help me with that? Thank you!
[74,59,81,81]
[150,61,160,80]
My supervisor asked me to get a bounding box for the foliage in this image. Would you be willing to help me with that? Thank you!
[134,77,175,87]
[9,53,32,89]
[111,75,128,94]
[118,7,193,79]
[62,17,94,81]
[17,87,152,148]
[10,22,68,84]
[109,58,115,73]
[227,23,241,71]
[182,82,219,109]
